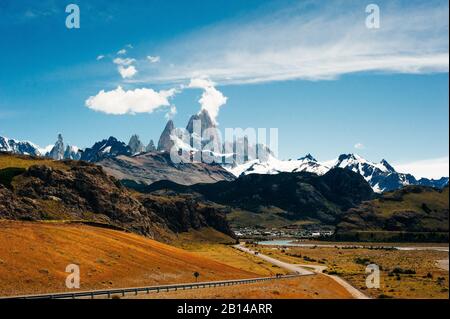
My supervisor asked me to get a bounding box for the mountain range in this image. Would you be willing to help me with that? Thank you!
[228,152,448,193]
[1,109,448,192]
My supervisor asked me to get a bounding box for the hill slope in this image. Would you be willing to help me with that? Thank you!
[336,185,449,242]
[0,221,255,296]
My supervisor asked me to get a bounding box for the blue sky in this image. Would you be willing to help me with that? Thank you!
[0,0,448,178]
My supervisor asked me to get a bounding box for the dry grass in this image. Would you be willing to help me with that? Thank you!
[253,244,449,299]
[0,221,257,296]
[0,153,67,170]
[172,231,289,277]
[124,275,353,299]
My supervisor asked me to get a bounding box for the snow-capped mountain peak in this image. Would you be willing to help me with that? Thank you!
[0,135,41,156]
[225,153,329,177]
[298,153,317,162]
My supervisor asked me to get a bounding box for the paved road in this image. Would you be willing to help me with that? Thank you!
[235,244,370,299]
[234,244,314,275]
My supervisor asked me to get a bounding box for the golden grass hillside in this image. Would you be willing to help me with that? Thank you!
[0,153,68,170]
[0,220,257,296]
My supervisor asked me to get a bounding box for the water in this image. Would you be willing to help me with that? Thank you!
[256,240,449,252]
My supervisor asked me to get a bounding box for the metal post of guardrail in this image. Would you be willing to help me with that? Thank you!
[91,292,94,299]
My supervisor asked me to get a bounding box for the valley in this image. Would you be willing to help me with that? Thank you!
[0,146,448,299]
[243,241,449,299]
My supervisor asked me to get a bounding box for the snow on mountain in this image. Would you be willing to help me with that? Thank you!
[226,152,448,193]
[80,136,131,162]
[64,145,81,160]
[45,134,81,160]
[332,154,448,193]
[38,144,54,156]
[0,136,41,156]
[225,153,330,177]
[47,134,65,160]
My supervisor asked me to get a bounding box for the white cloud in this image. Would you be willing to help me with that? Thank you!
[165,105,177,120]
[394,156,449,179]
[96,55,105,61]
[137,1,448,85]
[147,56,160,63]
[188,78,227,124]
[354,143,365,150]
[118,65,137,79]
[117,49,127,55]
[113,57,136,66]
[85,86,176,115]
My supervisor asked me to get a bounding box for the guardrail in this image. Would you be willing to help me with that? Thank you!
[1,274,300,299]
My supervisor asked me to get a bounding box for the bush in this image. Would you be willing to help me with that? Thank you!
[0,167,26,188]
[391,267,416,275]
[354,257,371,265]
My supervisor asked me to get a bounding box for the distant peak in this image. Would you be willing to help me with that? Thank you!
[165,119,175,128]
[338,153,362,161]
[298,153,317,162]
[380,159,396,172]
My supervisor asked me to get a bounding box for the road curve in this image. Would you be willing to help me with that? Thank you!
[234,244,314,275]
[235,244,370,299]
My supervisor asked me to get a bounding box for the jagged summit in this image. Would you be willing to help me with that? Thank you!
[298,153,317,162]
[186,109,216,135]
[145,139,156,152]
[380,159,396,172]
[80,136,131,162]
[128,134,145,155]
[157,120,175,153]
[47,134,65,160]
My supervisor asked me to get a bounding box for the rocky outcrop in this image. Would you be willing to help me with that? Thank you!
[139,193,233,236]
[0,155,235,240]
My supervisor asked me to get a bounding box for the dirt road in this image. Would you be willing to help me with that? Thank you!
[235,244,370,299]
